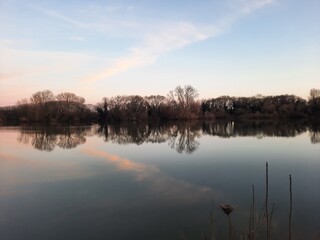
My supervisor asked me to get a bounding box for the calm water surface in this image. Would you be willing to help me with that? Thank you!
[0,121,319,240]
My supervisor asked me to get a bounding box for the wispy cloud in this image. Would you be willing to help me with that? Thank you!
[29,5,89,28]
[81,0,275,83]
[82,22,211,82]
[27,0,276,85]
[238,0,276,14]
[28,4,139,34]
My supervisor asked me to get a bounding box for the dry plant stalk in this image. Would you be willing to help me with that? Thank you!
[210,201,215,240]
[266,162,269,240]
[220,204,234,240]
[289,174,293,240]
[249,184,256,240]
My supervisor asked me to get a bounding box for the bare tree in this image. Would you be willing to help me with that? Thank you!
[30,90,55,105]
[29,90,55,122]
[126,95,148,121]
[145,95,166,118]
[56,92,85,121]
[168,85,199,120]
[308,88,320,115]
[309,88,320,102]
[184,85,199,120]
[16,98,30,121]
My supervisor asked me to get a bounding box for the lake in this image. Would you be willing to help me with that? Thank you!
[0,121,319,240]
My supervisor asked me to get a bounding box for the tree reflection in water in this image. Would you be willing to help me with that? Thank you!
[17,120,320,152]
[201,120,311,138]
[97,122,201,154]
[98,120,320,153]
[309,123,320,144]
[167,123,200,154]
[57,128,86,149]
[310,131,320,144]
[18,126,90,151]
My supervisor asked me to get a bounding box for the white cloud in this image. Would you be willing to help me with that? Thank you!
[81,0,275,83]
[81,22,211,83]
[15,0,276,87]
[28,4,140,35]
[29,5,89,29]
[231,0,276,15]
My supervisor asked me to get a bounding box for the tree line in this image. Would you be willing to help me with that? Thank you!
[96,86,320,122]
[0,90,95,125]
[95,85,200,122]
[0,86,319,125]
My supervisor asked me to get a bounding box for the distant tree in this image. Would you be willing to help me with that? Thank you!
[0,106,20,124]
[56,92,85,122]
[95,98,108,123]
[184,85,199,119]
[56,92,85,104]
[30,90,55,105]
[126,95,148,121]
[16,98,29,106]
[308,88,320,115]
[145,95,166,119]
[309,88,320,102]
[29,90,55,122]
[168,85,199,120]
[16,98,30,122]
[205,96,234,118]
[108,96,127,121]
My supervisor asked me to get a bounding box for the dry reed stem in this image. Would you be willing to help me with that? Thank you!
[210,201,215,240]
[289,174,292,240]
[266,162,269,240]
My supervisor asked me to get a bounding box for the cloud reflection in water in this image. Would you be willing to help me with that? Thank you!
[82,148,220,203]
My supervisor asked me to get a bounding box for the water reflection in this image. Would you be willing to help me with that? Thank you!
[309,123,320,144]
[100,122,201,154]
[167,123,200,154]
[98,120,320,153]
[201,120,309,138]
[16,120,320,152]
[310,131,320,144]
[82,148,217,203]
[0,121,319,240]
[17,126,92,151]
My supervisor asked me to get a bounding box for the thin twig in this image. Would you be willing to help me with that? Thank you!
[228,215,231,240]
[249,203,252,240]
[269,203,277,239]
[289,174,293,240]
[210,201,215,240]
[252,184,255,240]
[266,162,269,240]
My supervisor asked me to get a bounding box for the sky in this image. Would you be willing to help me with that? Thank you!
[0,0,319,106]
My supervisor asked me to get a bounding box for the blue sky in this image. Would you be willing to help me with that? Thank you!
[0,0,319,105]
